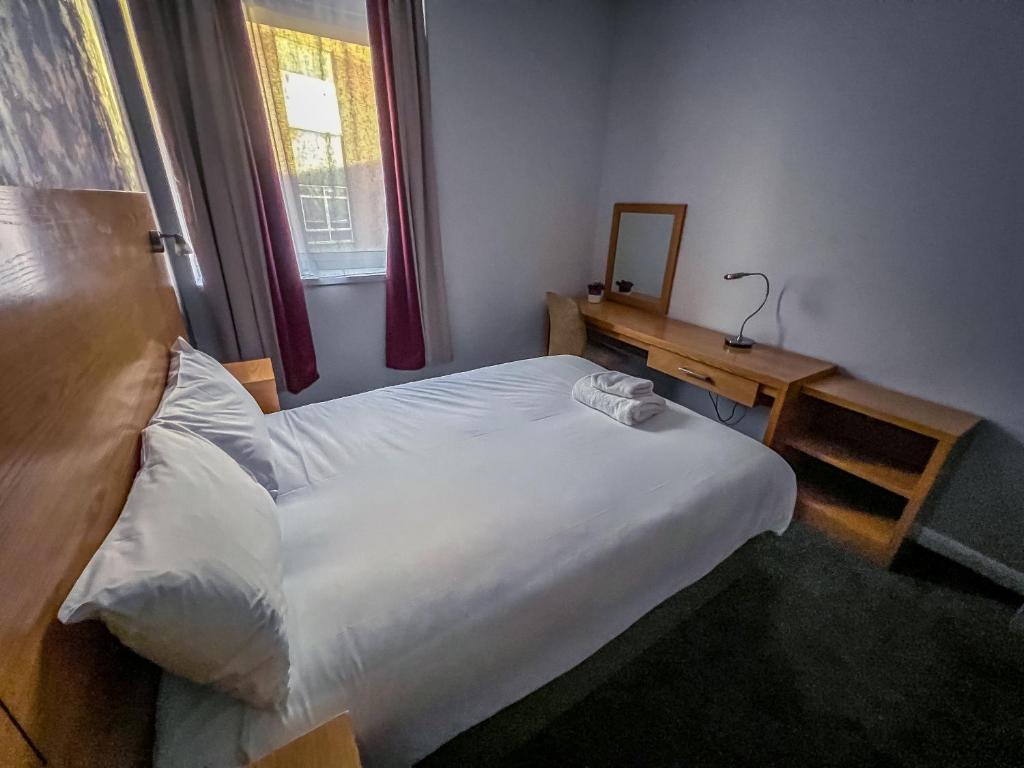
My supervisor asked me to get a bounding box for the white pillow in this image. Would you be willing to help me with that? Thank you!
[154,337,278,497]
[58,423,290,709]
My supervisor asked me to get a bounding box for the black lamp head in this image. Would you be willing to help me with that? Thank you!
[723,272,751,280]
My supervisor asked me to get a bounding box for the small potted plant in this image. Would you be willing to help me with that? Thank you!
[615,279,634,294]
[587,281,605,303]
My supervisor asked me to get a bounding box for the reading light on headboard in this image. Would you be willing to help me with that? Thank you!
[148,230,193,254]
[723,271,770,349]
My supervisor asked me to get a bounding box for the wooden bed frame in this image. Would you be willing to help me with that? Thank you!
[0,186,357,766]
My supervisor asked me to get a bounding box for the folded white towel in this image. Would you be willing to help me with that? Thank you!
[572,378,665,426]
[583,371,655,399]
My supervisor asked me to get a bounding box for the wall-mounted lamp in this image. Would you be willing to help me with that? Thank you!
[148,230,193,255]
[723,271,770,348]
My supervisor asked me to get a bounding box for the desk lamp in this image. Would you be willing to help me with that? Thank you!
[723,272,770,348]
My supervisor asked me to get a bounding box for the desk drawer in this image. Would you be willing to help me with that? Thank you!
[647,347,759,407]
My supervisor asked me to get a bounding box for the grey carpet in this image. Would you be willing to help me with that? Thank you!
[424,524,1024,767]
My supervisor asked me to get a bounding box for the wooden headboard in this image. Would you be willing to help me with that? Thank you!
[0,186,184,766]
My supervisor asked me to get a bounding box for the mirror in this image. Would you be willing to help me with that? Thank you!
[604,203,687,315]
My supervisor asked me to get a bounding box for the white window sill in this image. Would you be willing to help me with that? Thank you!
[302,272,386,286]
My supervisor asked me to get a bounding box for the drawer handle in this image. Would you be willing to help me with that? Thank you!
[677,366,712,383]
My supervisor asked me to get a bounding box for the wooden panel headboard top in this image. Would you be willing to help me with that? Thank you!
[0,186,185,766]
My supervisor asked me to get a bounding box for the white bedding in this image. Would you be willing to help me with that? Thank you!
[155,355,795,767]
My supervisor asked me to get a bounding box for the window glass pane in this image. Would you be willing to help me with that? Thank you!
[249,16,388,278]
[282,72,342,134]
[300,195,327,227]
[274,33,328,78]
[326,195,350,227]
[289,130,345,186]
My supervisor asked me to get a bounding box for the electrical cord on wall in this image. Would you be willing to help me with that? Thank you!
[707,390,747,427]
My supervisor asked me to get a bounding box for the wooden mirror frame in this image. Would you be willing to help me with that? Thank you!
[603,202,687,315]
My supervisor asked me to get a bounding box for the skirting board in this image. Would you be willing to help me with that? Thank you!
[913,525,1024,597]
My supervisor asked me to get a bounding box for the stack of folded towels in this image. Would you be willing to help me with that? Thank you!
[572,370,666,426]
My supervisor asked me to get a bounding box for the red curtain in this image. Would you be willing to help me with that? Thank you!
[366,0,427,370]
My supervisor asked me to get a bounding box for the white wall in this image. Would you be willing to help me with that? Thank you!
[283,0,614,406]
[592,0,1024,579]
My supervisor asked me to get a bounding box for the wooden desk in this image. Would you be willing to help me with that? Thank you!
[578,298,836,444]
[577,298,978,566]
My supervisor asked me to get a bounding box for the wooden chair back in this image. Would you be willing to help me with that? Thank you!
[546,292,587,357]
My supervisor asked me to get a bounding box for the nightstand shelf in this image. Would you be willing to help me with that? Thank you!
[784,432,922,498]
[774,374,978,566]
[796,482,898,557]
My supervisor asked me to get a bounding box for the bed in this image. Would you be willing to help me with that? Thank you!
[155,354,796,767]
[0,186,794,767]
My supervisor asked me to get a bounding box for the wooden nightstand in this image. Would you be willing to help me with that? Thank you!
[772,374,978,566]
[251,713,361,768]
[223,358,281,414]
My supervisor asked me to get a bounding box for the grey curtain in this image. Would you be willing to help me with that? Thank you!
[128,0,319,391]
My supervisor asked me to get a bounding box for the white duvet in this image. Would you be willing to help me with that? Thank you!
[155,355,795,767]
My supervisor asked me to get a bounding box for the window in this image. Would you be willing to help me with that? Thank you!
[249,18,387,281]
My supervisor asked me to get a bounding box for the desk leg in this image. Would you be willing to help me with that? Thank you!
[763,384,799,447]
